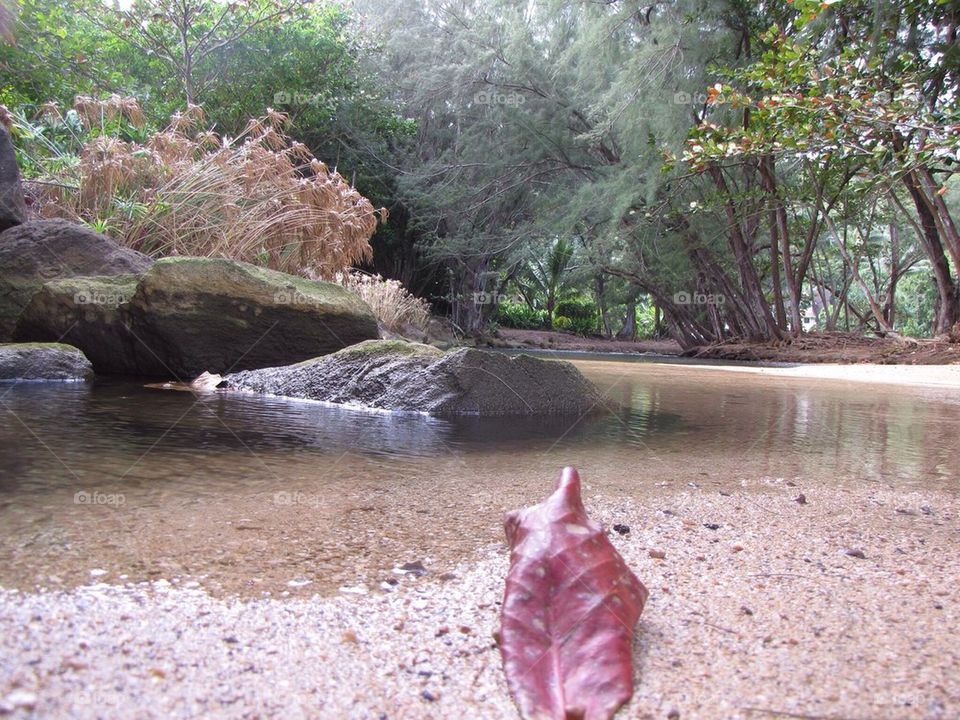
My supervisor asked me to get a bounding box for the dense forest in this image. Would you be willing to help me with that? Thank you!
[1,0,958,347]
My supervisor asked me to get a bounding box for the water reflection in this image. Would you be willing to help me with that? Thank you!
[0,357,958,596]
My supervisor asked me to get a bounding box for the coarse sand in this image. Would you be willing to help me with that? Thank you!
[1,481,957,719]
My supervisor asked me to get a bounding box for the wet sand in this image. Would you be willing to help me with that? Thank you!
[676,361,960,388]
[1,482,957,719]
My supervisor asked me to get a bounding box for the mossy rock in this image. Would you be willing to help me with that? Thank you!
[0,219,152,342]
[125,258,378,377]
[0,342,93,381]
[226,342,601,416]
[14,274,157,375]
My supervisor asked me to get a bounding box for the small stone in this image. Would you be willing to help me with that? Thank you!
[89,568,107,577]
[435,626,449,637]
[398,561,428,577]
[421,690,437,702]
[667,709,680,719]
[649,549,666,560]
[612,524,630,535]
[438,572,457,582]
[342,630,358,643]
[795,493,807,505]
[845,548,867,559]
[732,545,744,553]
[3,690,37,711]
[223,635,239,644]
[741,606,754,616]
[703,523,720,530]
[339,585,368,595]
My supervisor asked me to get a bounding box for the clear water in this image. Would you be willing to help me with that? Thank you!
[1,356,958,596]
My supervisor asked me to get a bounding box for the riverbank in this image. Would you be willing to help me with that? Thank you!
[485,329,960,365]
[1,482,956,719]
[687,332,960,365]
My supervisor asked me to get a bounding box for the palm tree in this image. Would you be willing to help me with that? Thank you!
[524,237,575,329]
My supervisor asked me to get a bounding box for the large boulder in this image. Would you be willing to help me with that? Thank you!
[13,275,157,375]
[0,342,93,381]
[224,339,601,415]
[126,257,379,377]
[0,219,152,341]
[0,125,27,234]
[15,257,380,378]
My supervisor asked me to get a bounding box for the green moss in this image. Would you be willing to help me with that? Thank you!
[334,339,443,359]
[144,257,375,319]
[0,342,85,353]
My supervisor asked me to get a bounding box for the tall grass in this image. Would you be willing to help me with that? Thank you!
[334,271,431,334]
[16,97,385,278]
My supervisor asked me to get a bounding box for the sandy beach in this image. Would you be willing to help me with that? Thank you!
[655,361,960,389]
[1,477,957,719]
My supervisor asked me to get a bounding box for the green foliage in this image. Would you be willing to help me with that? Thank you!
[554,297,597,322]
[494,302,547,330]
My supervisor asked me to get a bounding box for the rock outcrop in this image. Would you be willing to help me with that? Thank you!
[224,340,601,416]
[16,257,380,378]
[0,342,93,381]
[0,219,152,341]
[0,125,27,234]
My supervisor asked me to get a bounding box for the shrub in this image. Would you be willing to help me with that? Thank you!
[552,316,573,332]
[554,315,596,336]
[13,97,386,278]
[555,297,597,321]
[494,301,546,329]
[334,271,430,334]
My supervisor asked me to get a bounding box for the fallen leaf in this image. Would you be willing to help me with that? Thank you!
[500,467,648,720]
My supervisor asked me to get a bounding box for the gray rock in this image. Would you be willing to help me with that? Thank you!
[225,339,601,415]
[126,257,379,378]
[15,257,380,378]
[0,125,27,234]
[0,219,152,341]
[0,342,93,381]
[14,275,156,375]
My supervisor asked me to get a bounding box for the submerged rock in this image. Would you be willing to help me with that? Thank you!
[0,342,93,381]
[224,339,601,415]
[0,219,152,341]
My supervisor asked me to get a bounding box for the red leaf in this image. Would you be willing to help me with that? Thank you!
[501,467,649,720]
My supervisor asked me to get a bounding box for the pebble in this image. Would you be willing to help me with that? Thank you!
[649,550,667,560]
[845,548,867,559]
[612,524,631,535]
[795,494,807,505]
[339,586,368,595]
[1,689,37,711]
[397,561,428,577]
